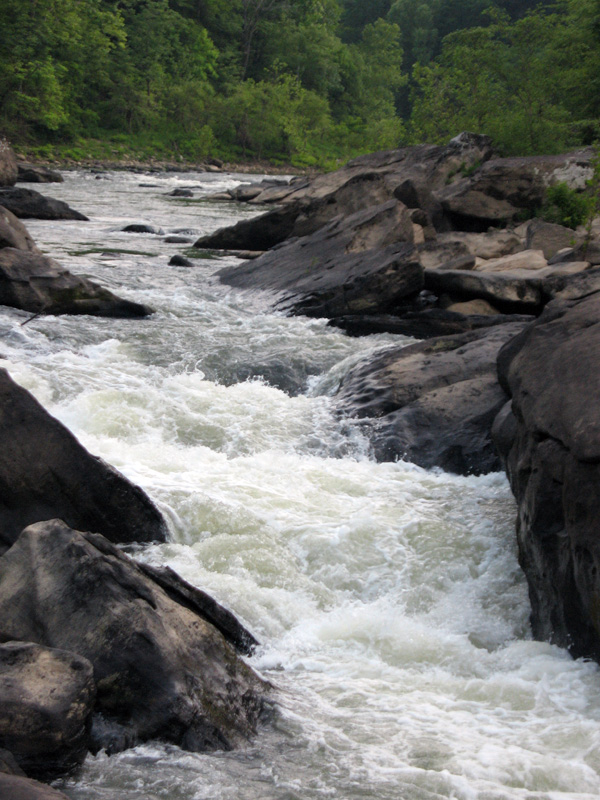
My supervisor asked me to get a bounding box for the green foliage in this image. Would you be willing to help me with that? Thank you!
[539,183,591,229]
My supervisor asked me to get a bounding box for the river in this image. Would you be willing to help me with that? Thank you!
[3,169,600,800]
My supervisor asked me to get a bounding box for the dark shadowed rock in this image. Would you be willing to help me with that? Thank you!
[169,254,194,266]
[164,235,192,243]
[194,204,301,252]
[330,309,533,339]
[122,223,165,235]
[0,206,40,252]
[0,139,18,186]
[549,240,600,266]
[218,201,422,318]
[0,520,266,753]
[0,188,87,220]
[0,248,151,317]
[335,321,527,474]
[0,641,94,780]
[0,369,168,552]
[0,774,71,800]
[167,188,193,197]
[434,149,594,231]
[0,747,24,775]
[494,290,600,660]
[17,164,64,184]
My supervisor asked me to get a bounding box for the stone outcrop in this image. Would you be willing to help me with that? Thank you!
[0,247,152,317]
[0,369,168,553]
[0,520,266,754]
[218,200,423,318]
[335,321,527,474]
[494,289,600,659]
[0,642,95,780]
[0,774,72,800]
[0,139,18,186]
[0,187,87,220]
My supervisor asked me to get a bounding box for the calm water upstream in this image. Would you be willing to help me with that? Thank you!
[2,169,600,800]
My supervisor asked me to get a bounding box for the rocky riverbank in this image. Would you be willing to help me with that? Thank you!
[195,133,600,667]
[0,139,269,799]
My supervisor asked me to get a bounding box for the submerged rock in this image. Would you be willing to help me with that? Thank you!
[0,247,152,317]
[0,520,266,754]
[0,642,95,780]
[336,321,527,474]
[0,369,168,552]
[494,289,600,660]
[0,188,87,220]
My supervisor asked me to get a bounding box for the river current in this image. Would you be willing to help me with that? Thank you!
[3,170,600,800]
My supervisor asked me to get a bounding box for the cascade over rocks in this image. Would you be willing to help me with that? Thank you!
[0,247,152,317]
[0,187,87,220]
[493,290,600,659]
[335,320,527,474]
[0,641,95,780]
[0,369,168,553]
[0,520,267,754]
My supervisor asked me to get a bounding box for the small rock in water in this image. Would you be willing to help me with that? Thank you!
[164,235,192,243]
[167,188,194,197]
[169,254,194,267]
[122,223,165,235]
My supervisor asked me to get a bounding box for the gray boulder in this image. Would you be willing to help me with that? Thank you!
[0,248,152,317]
[0,520,266,753]
[494,290,600,660]
[0,139,18,186]
[218,200,422,318]
[0,206,40,252]
[335,321,527,474]
[0,641,95,780]
[525,218,581,259]
[0,369,168,552]
[0,188,87,220]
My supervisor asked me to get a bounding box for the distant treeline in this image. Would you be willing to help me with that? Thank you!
[0,0,597,166]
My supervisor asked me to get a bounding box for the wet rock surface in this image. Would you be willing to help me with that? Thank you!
[0,520,267,754]
[0,187,87,220]
[0,369,168,552]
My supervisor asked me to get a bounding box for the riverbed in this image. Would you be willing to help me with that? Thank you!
[2,169,600,800]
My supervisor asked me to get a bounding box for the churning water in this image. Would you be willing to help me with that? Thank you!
[3,170,600,800]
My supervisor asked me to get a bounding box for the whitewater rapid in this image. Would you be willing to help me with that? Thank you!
[2,169,600,800]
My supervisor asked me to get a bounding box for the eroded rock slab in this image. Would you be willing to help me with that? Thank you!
[218,201,423,318]
[0,369,168,552]
[0,206,40,253]
[335,321,527,474]
[0,520,266,753]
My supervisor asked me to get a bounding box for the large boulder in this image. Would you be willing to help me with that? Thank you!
[0,188,87,220]
[0,139,18,186]
[0,206,40,252]
[335,321,527,474]
[0,642,95,780]
[434,149,594,231]
[0,247,151,317]
[218,200,423,318]
[0,369,168,552]
[0,520,266,753]
[494,290,600,660]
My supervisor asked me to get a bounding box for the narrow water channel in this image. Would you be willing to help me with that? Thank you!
[3,169,600,800]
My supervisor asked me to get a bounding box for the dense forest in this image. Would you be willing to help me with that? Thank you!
[0,0,598,166]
